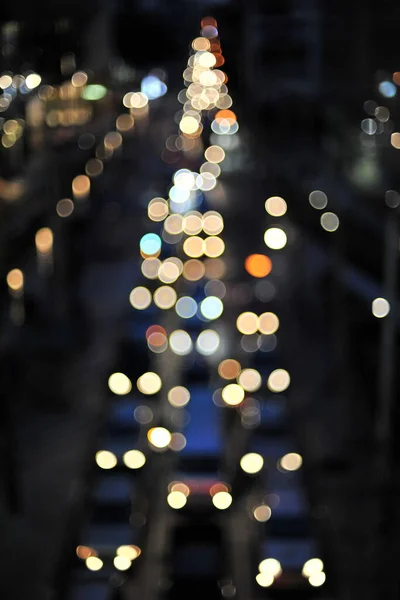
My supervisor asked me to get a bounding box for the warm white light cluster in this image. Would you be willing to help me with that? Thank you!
[256,558,282,587]
[302,558,326,586]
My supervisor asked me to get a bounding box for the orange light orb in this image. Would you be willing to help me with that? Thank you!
[201,16,218,28]
[215,109,236,124]
[146,325,167,340]
[245,254,272,278]
[212,53,225,67]
[209,482,229,496]
[210,42,221,53]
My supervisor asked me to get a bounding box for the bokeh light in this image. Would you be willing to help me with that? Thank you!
[302,558,324,578]
[218,359,241,380]
[76,546,96,559]
[204,279,226,299]
[253,505,272,522]
[309,190,328,210]
[147,331,168,353]
[85,158,103,178]
[259,334,277,353]
[267,369,290,392]
[130,92,148,108]
[129,286,152,310]
[379,80,396,98]
[141,258,161,279]
[203,236,225,258]
[375,106,390,122]
[212,491,232,509]
[140,233,162,256]
[372,297,390,318]
[265,196,287,216]
[236,312,259,335]
[158,261,180,284]
[200,162,221,178]
[170,481,190,495]
[141,75,167,99]
[164,214,184,234]
[137,372,162,395]
[180,115,200,135]
[82,84,107,100]
[309,572,326,587]
[238,369,262,392]
[72,175,90,200]
[165,257,183,277]
[198,51,217,68]
[200,296,224,319]
[183,259,205,281]
[95,450,117,470]
[258,312,279,334]
[202,24,218,38]
[183,236,204,258]
[183,214,203,235]
[202,212,224,235]
[391,132,400,149]
[116,545,141,561]
[168,386,190,408]
[148,198,169,222]
[240,452,264,474]
[320,212,339,232]
[167,490,187,509]
[362,118,377,135]
[56,198,74,217]
[169,185,191,204]
[264,227,287,250]
[116,114,134,132]
[196,329,220,355]
[86,557,103,571]
[176,296,197,318]
[197,172,217,191]
[385,190,400,208]
[114,556,131,571]
[222,384,245,406]
[170,433,187,457]
[241,334,260,353]
[123,450,146,469]
[256,572,274,587]
[108,372,132,395]
[134,405,153,425]
[147,427,171,448]
[204,258,226,279]
[7,269,24,292]
[174,168,196,190]
[204,145,225,163]
[169,330,193,355]
[245,254,272,278]
[153,286,177,309]
[192,37,211,51]
[279,452,303,471]
[259,558,282,577]
[71,71,88,87]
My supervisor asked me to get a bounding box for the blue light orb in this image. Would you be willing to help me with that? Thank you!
[176,296,197,319]
[140,233,162,256]
[379,81,397,98]
[169,200,188,214]
[200,296,223,320]
[141,75,167,100]
[169,186,191,204]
